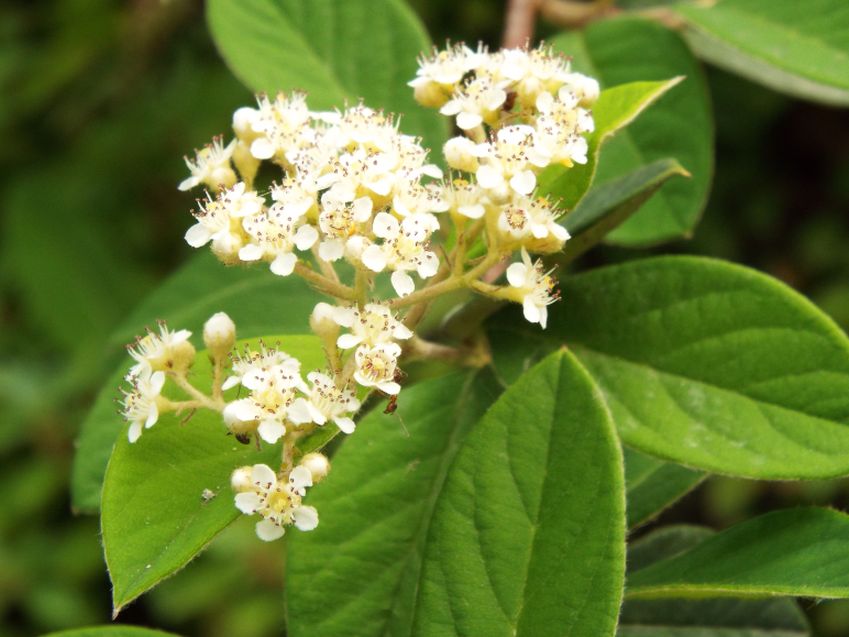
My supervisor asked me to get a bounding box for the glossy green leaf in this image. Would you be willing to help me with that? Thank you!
[619,525,811,636]
[412,350,625,636]
[206,0,447,152]
[674,0,849,106]
[489,256,849,479]
[72,252,319,513]
[628,508,849,599]
[286,370,502,637]
[561,158,690,262]
[553,17,713,246]
[102,335,323,614]
[538,78,681,211]
[624,448,705,528]
[43,627,180,637]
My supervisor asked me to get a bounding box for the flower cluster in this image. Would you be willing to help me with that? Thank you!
[182,93,446,296]
[120,42,599,541]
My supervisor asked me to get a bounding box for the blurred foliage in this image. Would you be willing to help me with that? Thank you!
[1,0,848,635]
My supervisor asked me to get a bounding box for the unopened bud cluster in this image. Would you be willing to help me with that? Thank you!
[120,42,599,541]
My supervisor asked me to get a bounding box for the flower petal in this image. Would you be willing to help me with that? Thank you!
[506,262,528,288]
[293,505,319,531]
[235,491,261,514]
[256,518,286,541]
[258,419,286,443]
[270,252,297,276]
[391,270,415,297]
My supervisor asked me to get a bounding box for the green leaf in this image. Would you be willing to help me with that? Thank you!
[102,335,324,614]
[627,508,849,599]
[538,78,682,211]
[286,370,503,637]
[205,0,447,153]
[489,255,849,479]
[489,332,704,528]
[72,252,319,513]
[552,17,713,246]
[42,627,180,637]
[412,350,625,636]
[624,448,705,529]
[619,525,811,636]
[673,0,849,106]
[561,158,690,262]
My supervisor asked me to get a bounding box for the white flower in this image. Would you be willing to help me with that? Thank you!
[317,195,373,261]
[409,44,485,107]
[476,125,548,198]
[361,212,441,297]
[495,46,572,107]
[128,321,194,375]
[444,178,489,220]
[289,371,361,434]
[239,203,318,276]
[440,72,510,131]
[532,89,594,167]
[497,196,570,246]
[223,388,291,444]
[179,136,237,192]
[233,464,318,541]
[120,369,166,443]
[443,136,480,173]
[353,343,402,394]
[392,180,449,217]
[506,248,560,329]
[325,104,396,152]
[249,92,315,161]
[222,345,303,392]
[562,71,600,106]
[333,302,413,350]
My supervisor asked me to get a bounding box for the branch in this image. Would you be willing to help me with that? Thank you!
[502,0,540,48]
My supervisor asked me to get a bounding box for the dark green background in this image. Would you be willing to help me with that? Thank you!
[2,0,848,635]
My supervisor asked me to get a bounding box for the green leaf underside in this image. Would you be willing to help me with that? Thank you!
[72,252,320,513]
[553,17,714,246]
[628,508,849,600]
[206,0,447,153]
[42,628,180,637]
[674,0,849,106]
[286,370,503,637]
[624,447,705,528]
[413,351,625,637]
[102,335,324,613]
[538,78,681,212]
[561,159,689,262]
[489,255,849,479]
[619,525,810,636]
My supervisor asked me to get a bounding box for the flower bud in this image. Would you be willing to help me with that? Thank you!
[232,107,259,141]
[170,340,197,374]
[300,453,331,483]
[413,82,450,108]
[203,312,236,358]
[230,466,254,492]
[310,302,339,339]
[443,136,479,173]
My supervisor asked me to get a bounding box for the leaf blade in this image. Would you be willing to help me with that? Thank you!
[285,370,503,637]
[552,17,713,246]
[413,350,626,637]
[627,508,849,599]
[674,0,849,106]
[205,0,447,152]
